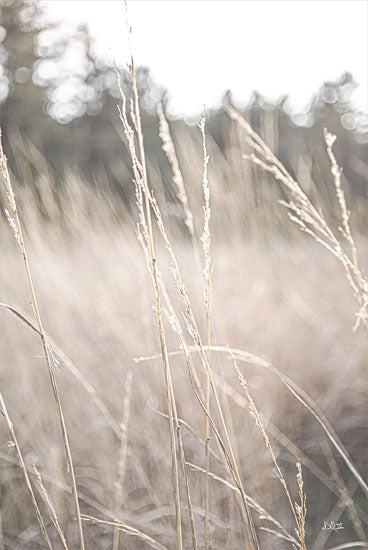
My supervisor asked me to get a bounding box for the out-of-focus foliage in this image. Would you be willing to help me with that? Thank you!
[0,0,367,235]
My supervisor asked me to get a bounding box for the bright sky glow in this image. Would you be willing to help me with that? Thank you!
[42,0,368,118]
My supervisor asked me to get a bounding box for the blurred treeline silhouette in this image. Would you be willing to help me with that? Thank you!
[1,0,367,236]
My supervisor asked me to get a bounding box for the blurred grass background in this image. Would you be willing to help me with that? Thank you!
[0,1,367,549]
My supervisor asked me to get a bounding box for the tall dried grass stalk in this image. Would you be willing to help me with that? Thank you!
[224,104,368,334]
[122,106,259,547]
[211,364,368,526]
[33,465,68,550]
[212,345,368,498]
[120,94,198,550]
[137,343,368,500]
[2,298,196,547]
[157,279,256,547]
[186,461,301,548]
[0,394,53,549]
[230,350,307,549]
[81,514,168,550]
[0,501,3,550]
[150,191,259,546]
[1,446,169,546]
[323,129,368,332]
[157,104,196,241]
[0,302,121,438]
[223,345,368,499]
[113,370,133,550]
[295,462,307,549]
[116,60,258,544]
[321,441,366,541]
[115,63,183,549]
[157,102,203,287]
[199,111,212,550]
[0,132,85,549]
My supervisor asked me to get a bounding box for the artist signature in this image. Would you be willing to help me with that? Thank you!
[322,521,344,531]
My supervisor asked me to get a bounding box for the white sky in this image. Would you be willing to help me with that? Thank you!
[42,0,367,118]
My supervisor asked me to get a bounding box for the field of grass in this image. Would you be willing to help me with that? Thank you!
[0,68,367,550]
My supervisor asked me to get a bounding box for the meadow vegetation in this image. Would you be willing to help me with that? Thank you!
[1,97,367,550]
[0,2,367,549]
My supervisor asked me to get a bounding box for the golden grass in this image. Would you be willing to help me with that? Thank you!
[0,132,85,550]
[0,394,52,549]
[0,79,367,550]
